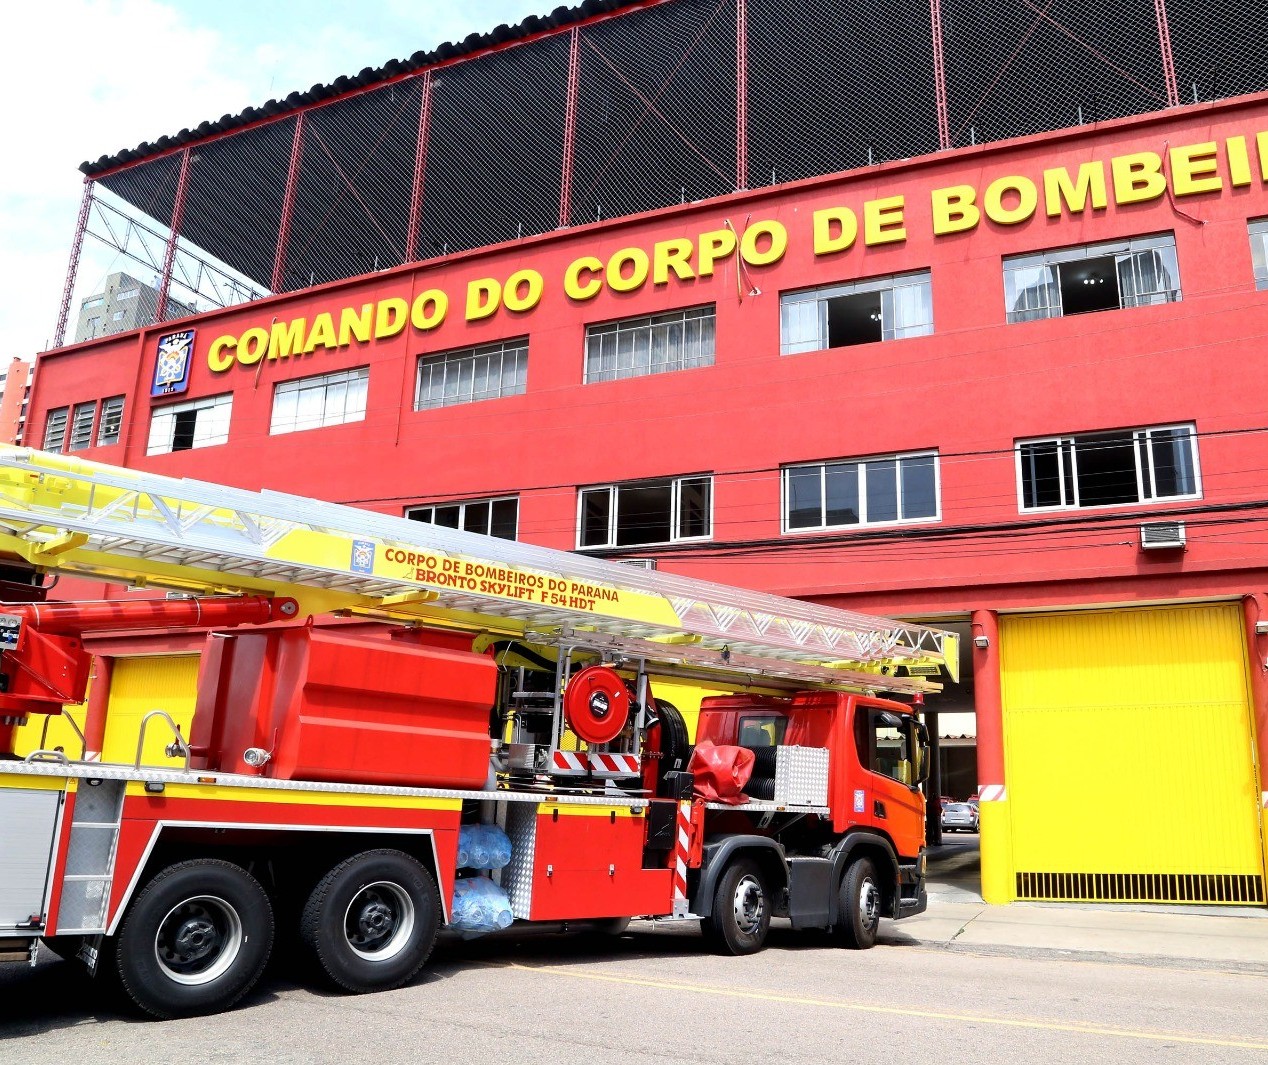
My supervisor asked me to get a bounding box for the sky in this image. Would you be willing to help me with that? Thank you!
[0,0,549,359]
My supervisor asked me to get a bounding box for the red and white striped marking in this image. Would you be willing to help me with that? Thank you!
[550,750,640,776]
[1262,790,1267,809]
[671,800,692,916]
[978,784,1007,802]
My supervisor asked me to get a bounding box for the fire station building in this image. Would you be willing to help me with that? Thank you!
[27,0,1268,906]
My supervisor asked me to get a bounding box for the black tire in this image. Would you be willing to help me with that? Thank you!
[654,700,691,775]
[111,859,274,1019]
[300,849,440,994]
[838,857,882,950]
[701,858,770,956]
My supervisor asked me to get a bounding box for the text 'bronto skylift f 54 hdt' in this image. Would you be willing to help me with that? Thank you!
[0,446,957,1019]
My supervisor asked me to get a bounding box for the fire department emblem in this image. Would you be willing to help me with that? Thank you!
[151,329,195,397]
[350,539,375,574]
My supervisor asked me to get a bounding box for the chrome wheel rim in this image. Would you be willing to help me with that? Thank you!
[858,877,880,929]
[730,874,765,935]
[154,895,243,985]
[343,881,415,961]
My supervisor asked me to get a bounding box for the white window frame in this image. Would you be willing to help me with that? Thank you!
[1250,219,1268,291]
[577,475,713,549]
[43,407,68,452]
[406,497,519,539]
[147,394,233,456]
[780,270,933,355]
[584,305,716,383]
[781,451,941,533]
[68,401,96,452]
[96,396,125,446]
[1003,232,1181,323]
[1015,423,1201,513]
[416,338,528,410]
[270,367,369,436]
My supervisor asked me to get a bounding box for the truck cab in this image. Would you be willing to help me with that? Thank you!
[690,690,930,951]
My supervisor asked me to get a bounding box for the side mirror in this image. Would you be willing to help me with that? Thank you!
[913,721,931,785]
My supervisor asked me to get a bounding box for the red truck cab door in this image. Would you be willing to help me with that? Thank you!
[851,699,927,858]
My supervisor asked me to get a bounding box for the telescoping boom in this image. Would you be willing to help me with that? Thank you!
[0,446,956,693]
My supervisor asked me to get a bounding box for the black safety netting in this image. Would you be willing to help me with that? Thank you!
[569,0,737,226]
[747,0,939,187]
[91,152,181,234]
[178,116,297,290]
[282,81,423,291]
[420,34,570,259]
[942,0,1169,149]
[81,0,1261,340]
[1165,0,1268,104]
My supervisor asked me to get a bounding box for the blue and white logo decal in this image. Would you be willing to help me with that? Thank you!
[350,539,375,574]
[152,329,195,397]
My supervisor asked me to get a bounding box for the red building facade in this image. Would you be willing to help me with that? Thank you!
[29,94,1268,906]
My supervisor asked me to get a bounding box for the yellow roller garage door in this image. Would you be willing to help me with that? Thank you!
[100,655,201,768]
[1000,603,1264,904]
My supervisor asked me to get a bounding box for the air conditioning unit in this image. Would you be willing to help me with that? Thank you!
[1139,521,1186,551]
[618,558,657,570]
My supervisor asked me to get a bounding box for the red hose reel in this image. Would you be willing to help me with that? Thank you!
[563,665,630,745]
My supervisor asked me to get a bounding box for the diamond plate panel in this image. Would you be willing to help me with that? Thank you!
[65,826,118,877]
[502,803,539,919]
[55,879,109,933]
[71,780,122,823]
[774,747,830,807]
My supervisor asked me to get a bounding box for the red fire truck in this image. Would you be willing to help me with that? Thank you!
[0,447,956,1018]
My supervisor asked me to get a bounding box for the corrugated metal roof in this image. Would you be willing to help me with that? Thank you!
[79,0,650,177]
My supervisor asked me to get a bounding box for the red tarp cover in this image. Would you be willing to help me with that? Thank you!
[688,740,755,805]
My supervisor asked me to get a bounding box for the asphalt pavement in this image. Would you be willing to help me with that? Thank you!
[907,833,1268,970]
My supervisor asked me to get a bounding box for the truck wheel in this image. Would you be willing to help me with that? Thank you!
[838,857,881,950]
[300,849,440,994]
[112,859,274,1018]
[701,858,770,956]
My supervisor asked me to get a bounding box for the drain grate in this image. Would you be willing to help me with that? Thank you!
[1015,871,1264,904]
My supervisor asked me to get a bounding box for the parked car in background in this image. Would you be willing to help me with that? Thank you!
[939,796,953,808]
[941,801,979,833]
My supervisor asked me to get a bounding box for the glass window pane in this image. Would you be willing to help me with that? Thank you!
[616,483,673,546]
[1149,428,1196,498]
[490,499,519,540]
[781,297,822,354]
[824,464,860,526]
[463,500,491,535]
[785,466,823,529]
[677,478,711,539]
[1073,431,1138,506]
[900,455,937,519]
[433,505,461,529]
[1020,440,1063,509]
[580,489,611,547]
[865,459,899,523]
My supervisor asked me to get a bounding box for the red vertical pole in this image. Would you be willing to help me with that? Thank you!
[53,180,95,350]
[558,28,582,229]
[407,70,434,262]
[272,111,307,293]
[1153,0,1181,108]
[971,608,1004,795]
[736,0,748,191]
[930,0,951,150]
[1241,596,1268,841]
[155,147,193,323]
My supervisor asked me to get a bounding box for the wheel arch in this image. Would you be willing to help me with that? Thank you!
[692,836,787,919]
[828,831,900,923]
